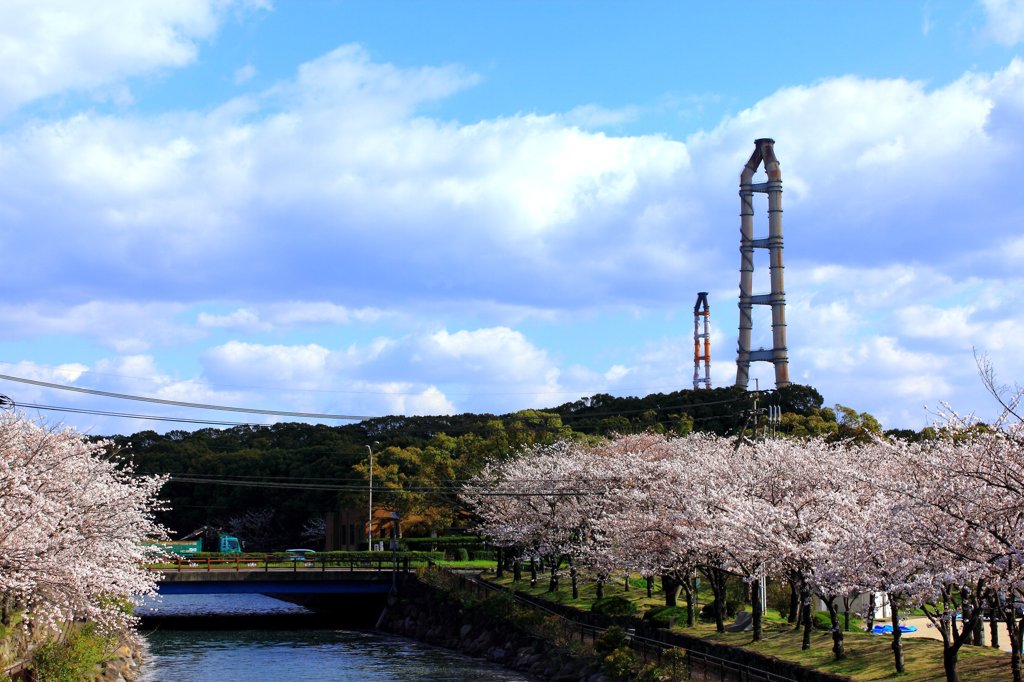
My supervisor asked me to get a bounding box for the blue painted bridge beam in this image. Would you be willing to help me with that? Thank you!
[158,580,393,595]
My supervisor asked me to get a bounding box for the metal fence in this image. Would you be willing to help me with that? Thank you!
[150,554,415,573]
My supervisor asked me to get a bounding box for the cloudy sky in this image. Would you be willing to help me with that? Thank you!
[1,0,1023,435]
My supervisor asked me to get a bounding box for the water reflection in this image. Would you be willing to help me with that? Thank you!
[138,594,531,682]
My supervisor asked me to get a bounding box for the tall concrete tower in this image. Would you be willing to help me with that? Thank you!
[736,138,790,389]
[693,291,711,389]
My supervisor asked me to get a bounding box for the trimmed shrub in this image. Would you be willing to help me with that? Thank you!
[455,547,470,562]
[592,596,638,617]
[595,625,628,656]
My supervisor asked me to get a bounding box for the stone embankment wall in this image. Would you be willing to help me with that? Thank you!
[1,624,143,682]
[376,580,606,682]
[380,574,853,682]
[92,636,144,682]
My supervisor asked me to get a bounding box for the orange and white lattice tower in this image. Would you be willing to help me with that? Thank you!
[693,292,711,389]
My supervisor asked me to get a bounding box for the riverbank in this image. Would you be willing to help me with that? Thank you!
[376,574,606,681]
[1,618,142,682]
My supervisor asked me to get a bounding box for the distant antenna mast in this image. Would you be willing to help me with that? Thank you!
[693,292,711,389]
[736,138,790,389]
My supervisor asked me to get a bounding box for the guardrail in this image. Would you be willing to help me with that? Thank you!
[148,554,415,573]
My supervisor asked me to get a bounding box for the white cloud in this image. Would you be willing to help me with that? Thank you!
[895,305,976,340]
[981,0,1024,45]
[562,104,640,128]
[0,301,198,351]
[0,0,265,115]
[197,308,267,332]
[203,341,332,387]
[234,63,257,85]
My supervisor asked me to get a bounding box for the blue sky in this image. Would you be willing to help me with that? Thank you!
[2,0,1024,434]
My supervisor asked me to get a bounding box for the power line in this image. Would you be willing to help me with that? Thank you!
[0,361,700,399]
[167,475,606,497]
[13,402,269,428]
[0,374,373,421]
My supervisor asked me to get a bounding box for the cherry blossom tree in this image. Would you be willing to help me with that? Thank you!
[0,413,167,635]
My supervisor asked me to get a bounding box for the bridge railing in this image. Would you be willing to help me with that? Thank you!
[147,553,421,573]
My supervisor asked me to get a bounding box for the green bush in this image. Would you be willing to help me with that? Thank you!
[310,550,443,563]
[812,610,835,630]
[470,549,496,561]
[455,547,470,562]
[594,625,629,656]
[644,605,688,627]
[470,592,516,622]
[591,596,638,617]
[811,608,863,631]
[661,648,688,682]
[699,599,742,621]
[602,647,639,682]
[33,624,112,682]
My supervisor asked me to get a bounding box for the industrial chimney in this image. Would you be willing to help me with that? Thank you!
[693,292,711,389]
[735,138,790,389]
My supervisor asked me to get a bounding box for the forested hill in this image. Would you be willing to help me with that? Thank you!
[112,384,831,546]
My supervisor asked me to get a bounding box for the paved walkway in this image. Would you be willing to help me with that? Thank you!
[899,617,1015,653]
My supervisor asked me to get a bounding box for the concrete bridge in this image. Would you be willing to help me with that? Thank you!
[156,568,407,595]
[146,560,413,628]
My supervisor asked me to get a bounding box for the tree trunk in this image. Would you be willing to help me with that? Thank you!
[801,582,813,650]
[1004,596,1021,682]
[570,562,579,600]
[662,573,677,608]
[943,644,961,682]
[701,567,727,634]
[825,596,845,660]
[890,596,904,673]
[985,591,999,649]
[646,575,654,599]
[512,557,522,583]
[529,559,537,588]
[680,575,696,627]
[972,607,985,646]
[788,575,799,624]
[596,579,604,600]
[495,547,504,579]
[752,577,763,642]
[842,594,853,632]
[865,592,876,633]
[548,558,559,593]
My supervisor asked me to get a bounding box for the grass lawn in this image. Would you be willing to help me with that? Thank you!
[480,567,1010,681]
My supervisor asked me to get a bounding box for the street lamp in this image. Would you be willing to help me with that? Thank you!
[366,443,374,551]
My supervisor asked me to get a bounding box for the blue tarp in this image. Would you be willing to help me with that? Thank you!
[871,624,918,634]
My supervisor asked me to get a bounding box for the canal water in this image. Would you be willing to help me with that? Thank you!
[137,594,531,681]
